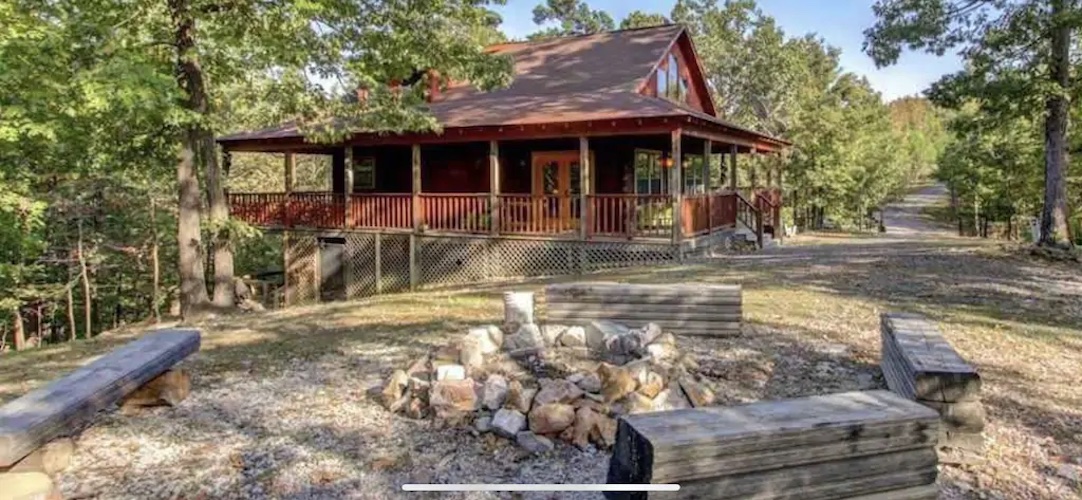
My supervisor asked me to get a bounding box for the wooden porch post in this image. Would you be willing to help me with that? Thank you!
[750,149,759,188]
[284,152,295,194]
[489,141,500,236]
[703,140,712,234]
[671,129,683,252]
[343,146,352,228]
[410,144,421,290]
[579,136,591,240]
[728,145,737,191]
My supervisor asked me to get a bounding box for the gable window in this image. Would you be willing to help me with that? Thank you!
[667,54,679,101]
[634,149,666,195]
[656,63,668,98]
[352,156,376,190]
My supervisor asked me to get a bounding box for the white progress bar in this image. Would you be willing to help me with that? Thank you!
[402,484,679,492]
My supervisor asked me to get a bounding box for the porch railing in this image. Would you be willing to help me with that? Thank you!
[420,193,490,233]
[587,194,672,238]
[227,190,776,243]
[349,194,412,229]
[498,195,580,235]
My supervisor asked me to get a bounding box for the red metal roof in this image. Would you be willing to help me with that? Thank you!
[218,25,789,148]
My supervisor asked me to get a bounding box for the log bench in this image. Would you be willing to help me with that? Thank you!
[880,313,984,461]
[0,329,200,496]
[544,282,742,337]
[606,390,941,500]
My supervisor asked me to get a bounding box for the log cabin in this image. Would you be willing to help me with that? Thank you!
[218,24,789,305]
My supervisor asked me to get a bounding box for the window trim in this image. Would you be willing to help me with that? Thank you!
[352,156,376,191]
[633,148,665,195]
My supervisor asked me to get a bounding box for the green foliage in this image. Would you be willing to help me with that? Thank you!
[620,11,670,30]
[865,0,1078,245]
[530,0,615,39]
[675,0,944,229]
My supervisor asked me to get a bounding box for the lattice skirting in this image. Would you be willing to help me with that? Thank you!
[282,230,680,305]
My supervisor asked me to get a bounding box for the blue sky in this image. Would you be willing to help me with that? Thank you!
[493,0,963,101]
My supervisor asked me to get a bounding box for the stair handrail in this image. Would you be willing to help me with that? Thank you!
[734,191,764,247]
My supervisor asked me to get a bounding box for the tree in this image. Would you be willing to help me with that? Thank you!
[620,11,669,29]
[864,0,1076,247]
[530,0,615,39]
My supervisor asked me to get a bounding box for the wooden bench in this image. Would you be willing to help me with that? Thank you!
[544,282,741,337]
[606,390,940,500]
[0,329,201,472]
[880,313,984,460]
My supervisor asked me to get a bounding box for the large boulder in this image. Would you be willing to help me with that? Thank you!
[678,376,717,407]
[584,320,628,350]
[528,403,576,434]
[653,387,692,411]
[381,369,410,409]
[516,432,554,454]
[435,364,466,381]
[506,380,538,413]
[429,379,479,418]
[482,374,509,411]
[559,326,587,347]
[533,378,584,406]
[466,326,502,354]
[597,364,637,403]
[576,373,602,394]
[637,371,665,399]
[504,323,545,351]
[540,324,569,346]
[571,407,600,450]
[491,408,527,438]
[459,336,484,373]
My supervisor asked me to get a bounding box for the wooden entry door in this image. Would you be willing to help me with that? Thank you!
[531,151,583,232]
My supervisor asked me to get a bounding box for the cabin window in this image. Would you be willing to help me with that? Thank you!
[656,64,668,97]
[667,54,679,101]
[352,156,376,190]
[634,149,666,195]
[683,155,705,194]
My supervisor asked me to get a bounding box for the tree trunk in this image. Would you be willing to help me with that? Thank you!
[1041,0,1073,247]
[66,277,76,342]
[78,220,92,339]
[973,197,980,238]
[13,311,25,351]
[170,0,211,317]
[208,150,234,308]
[150,196,162,323]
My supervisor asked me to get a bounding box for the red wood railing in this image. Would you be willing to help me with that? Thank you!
[348,194,412,229]
[230,192,288,226]
[289,192,344,228]
[735,192,763,246]
[588,194,672,238]
[420,193,491,233]
[680,195,710,237]
[710,192,737,230]
[498,194,580,235]
[754,188,782,236]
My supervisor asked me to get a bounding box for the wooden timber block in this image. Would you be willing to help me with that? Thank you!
[0,472,60,500]
[544,282,743,337]
[880,313,981,403]
[0,329,201,468]
[0,438,73,475]
[121,369,191,410]
[606,390,941,500]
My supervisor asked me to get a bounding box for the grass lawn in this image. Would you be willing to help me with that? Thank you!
[1,231,1080,499]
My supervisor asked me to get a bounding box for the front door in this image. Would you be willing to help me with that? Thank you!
[531,151,583,232]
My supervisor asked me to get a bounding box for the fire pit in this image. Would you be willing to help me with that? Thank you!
[375,292,718,453]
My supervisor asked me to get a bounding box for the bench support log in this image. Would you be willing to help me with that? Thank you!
[121,369,192,410]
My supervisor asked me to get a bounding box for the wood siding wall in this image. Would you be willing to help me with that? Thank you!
[329,136,684,196]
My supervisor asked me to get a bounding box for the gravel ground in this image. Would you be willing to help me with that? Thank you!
[2,187,1080,499]
[45,321,884,500]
